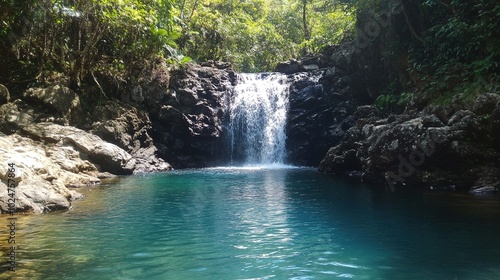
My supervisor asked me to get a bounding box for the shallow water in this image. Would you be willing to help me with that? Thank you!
[1,167,500,279]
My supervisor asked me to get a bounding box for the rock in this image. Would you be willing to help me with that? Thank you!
[131,146,173,174]
[89,101,172,173]
[422,114,444,127]
[319,147,361,174]
[22,85,80,119]
[0,84,10,104]
[319,97,500,191]
[275,59,301,74]
[0,134,100,213]
[176,88,199,105]
[154,63,235,168]
[130,85,144,103]
[20,123,133,174]
[469,168,500,193]
[286,70,361,166]
[301,64,319,71]
[472,92,500,116]
[354,105,379,119]
[0,101,35,134]
[137,59,170,109]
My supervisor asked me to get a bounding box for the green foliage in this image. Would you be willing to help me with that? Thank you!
[174,0,356,71]
[0,0,181,90]
[375,91,412,112]
[1,0,357,83]
[407,0,500,94]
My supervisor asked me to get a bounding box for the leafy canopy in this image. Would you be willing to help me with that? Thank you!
[174,0,355,72]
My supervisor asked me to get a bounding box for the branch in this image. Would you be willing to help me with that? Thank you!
[91,70,108,100]
[400,0,425,45]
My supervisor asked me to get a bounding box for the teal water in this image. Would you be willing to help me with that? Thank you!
[2,167,500,279]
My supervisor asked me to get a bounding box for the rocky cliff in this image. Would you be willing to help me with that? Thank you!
[278,39,500,193]
[151,61,236,168]
[318,93,500,193]
[0,60,236,213]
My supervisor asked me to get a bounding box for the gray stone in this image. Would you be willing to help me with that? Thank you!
[472,92,500,115]
[23,84,80,117]
[21,123,133,174]
[0,84,10,104]
[130,85,144,103]
[0,101,35,133]
[0,134,100,213]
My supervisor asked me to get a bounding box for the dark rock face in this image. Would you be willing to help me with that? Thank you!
[318,93,500,192]
[283,48,375,166]
[151,62,236,168]
[286,71,359,166]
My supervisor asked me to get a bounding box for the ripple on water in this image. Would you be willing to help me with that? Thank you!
[1,168,500,280]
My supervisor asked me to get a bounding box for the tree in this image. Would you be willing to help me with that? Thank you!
[0,0,180,92]
[174,0,355,71]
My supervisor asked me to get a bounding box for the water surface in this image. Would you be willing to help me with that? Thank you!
[2,167,500,279]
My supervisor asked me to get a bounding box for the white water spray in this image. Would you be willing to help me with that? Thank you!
[229,73,290,165]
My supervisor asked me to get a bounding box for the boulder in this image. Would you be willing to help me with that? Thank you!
[0,101,35,134]
[472,92,500,116]
[89,102,172,173]
[0,134,99,213]
[22,84,80,120]
[21,123,133,174]
[0,84,10,104]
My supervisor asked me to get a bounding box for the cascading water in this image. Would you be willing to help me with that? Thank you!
[229,73,290,165]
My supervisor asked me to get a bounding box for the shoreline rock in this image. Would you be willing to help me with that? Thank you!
[0,81,173,213]
[318,93,500,193]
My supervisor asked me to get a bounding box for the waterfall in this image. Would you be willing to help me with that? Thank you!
[229,73,290,165]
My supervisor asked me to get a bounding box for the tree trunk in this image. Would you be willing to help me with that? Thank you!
[302,0,310,41]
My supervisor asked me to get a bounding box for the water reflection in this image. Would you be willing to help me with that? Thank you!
[1,169,499,279]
